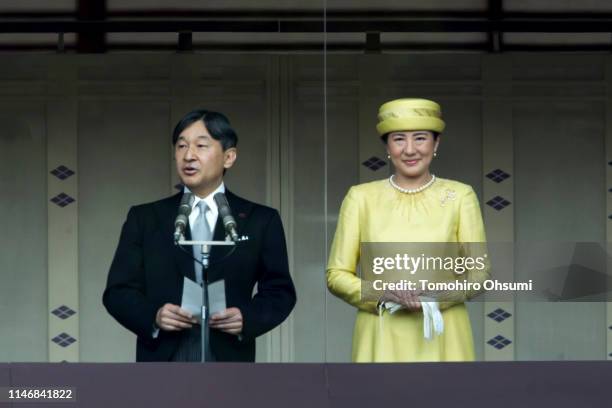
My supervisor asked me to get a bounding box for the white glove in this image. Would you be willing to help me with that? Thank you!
[420,297,444,340]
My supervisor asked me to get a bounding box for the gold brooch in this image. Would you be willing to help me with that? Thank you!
[440,189,457,207]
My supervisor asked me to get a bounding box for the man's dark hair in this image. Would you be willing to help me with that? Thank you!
[381,131,440,144]
[172,109,238,150]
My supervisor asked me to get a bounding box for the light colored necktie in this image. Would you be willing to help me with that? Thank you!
[192,200,212,284]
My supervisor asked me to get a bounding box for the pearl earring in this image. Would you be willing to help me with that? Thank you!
[387,154,391,159]
[433,151,437,157]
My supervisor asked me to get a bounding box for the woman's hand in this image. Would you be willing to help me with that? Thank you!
[382,289,422,311]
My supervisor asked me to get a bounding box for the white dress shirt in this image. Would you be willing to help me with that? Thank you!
[186,182,225,235]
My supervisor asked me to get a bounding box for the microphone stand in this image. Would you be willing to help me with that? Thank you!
[177,237,235,362]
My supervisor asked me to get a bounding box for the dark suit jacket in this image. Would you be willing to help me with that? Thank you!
[102,190,296,362]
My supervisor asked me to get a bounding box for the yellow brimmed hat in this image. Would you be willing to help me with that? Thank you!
[376,98,445,136]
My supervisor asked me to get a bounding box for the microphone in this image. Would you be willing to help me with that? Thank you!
[213,192,239,242]
[174,193,194,243]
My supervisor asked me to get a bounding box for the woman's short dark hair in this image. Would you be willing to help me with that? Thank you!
[381,131,440,144]
[172,109,238,150]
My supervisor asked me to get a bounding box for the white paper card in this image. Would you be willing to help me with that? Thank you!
[180,277,203,319]
[180,277,227,319]
[208,279,227,316]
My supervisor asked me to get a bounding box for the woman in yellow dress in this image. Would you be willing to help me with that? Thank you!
[326,98,489,362]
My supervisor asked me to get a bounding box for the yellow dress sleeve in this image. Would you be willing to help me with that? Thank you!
[439,186,491,309]
[457,186,487,243]
[326,187,377,314]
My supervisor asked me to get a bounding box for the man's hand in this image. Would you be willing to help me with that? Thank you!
[155,303,198,331]
[209,307,243,335]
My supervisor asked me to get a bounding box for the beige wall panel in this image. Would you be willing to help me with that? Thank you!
[358,54,482,81]
[0,102,48,362]
[514,101,606,360]
[290,81,327,362]
[47,95,79,362]
[78,100,171,362]
[510,54,605,81]
[481,56,515,361]
[324,91,361,362]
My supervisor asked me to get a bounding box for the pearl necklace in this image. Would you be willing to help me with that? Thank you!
[389,174,436,194]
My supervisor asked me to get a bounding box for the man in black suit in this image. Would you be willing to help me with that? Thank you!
[103,109,296,362]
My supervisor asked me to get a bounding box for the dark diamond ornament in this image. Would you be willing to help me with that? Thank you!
[50,193,75,208]
[51,333,77,348]
[362,156,387,171]
[485,169,511,183]
[487,308,512,323]
[50,165,75,180]
[51,305,76,320]
[487,335,512,350]
[486,196,511,211]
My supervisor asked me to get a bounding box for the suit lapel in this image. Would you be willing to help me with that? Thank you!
[210,189,251,248]
[207,215,227,264]
[225,189,251,238]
